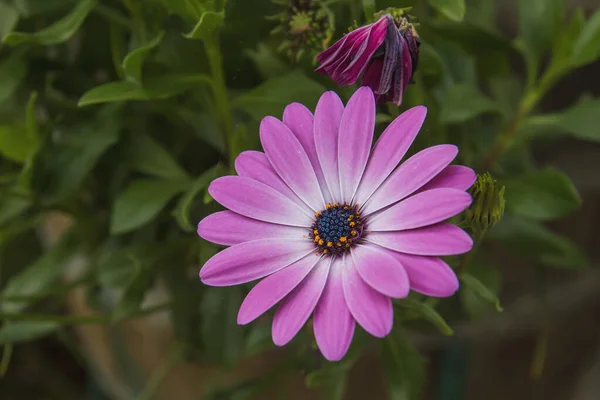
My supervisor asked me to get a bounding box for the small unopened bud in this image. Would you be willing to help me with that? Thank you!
[464,173,505,235]
[270,0,334,63]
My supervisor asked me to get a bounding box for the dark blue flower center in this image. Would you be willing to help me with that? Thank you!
[311,203,363,256]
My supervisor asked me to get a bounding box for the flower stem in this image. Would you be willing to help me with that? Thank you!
[205,39,235,169]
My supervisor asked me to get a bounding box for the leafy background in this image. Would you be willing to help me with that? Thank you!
[0,0,599,399]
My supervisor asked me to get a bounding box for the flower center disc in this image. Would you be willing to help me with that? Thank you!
[311,203,363,256]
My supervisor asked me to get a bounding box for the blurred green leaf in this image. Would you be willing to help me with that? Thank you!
[233,70,325,120]
[0,195,30,226]
[9,0,75,17]
[439,84,497,123]
[129,134,190,180]
[110,179,186,234]
[78,74,212,106]
[517,0,563,80]
[95,242,145,288]
[1,229,79,313]
[0,49,27,104]
[176,110,224,152]
[160,0,203,21]
[3,0,97,46]
[396,299,453,336]
[490,215,587,269]
[200,286,246,367]
[305,363,349,400]
[245,43,288,79]
[382,330,426,400]
[184,11,224,41]
[122,31,165,85]
[547,9,585,77]
[503,168,581,221]
[573,8,600,67]
[460,273,503,313]
[0,3,19,48]
[551,98,600,142]
[460,262,502,319]
[173,164,224,231]
[0,322,59,344]
[429,0,465,22]
[30,105,121,203]
[111,257,149,321]
[0,125,36,163]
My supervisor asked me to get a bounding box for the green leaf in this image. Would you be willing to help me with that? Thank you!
[30,105,121,204]
[111,257,149,321]
[573,9,600,67]
[305,363,349,400]
[245,43,288,79]
[122,31,165,85]
[3,0,98,46]
[552,98,600,142]
[439,84,497,123]
[173,164,224,231]
[547,9,585,76]
[176,110,224,152]
[396,299,453,335]
[10,0,75,17]
[490,215,587,269]
[78,74,212,106]
[233,70,326,120]
[95,242,145,288]
[128,134,190,180]
[184,11,224,41]
[200,286,246,367]
[429,0,465,22]
[0,194,30,226]
[110,179,186,234]
[517,0,563,78]
[460,273,503,313]
[0,49,27,104]
[160,0,204,21]
[382,331,426,400]
[0,322,59,344]
[460,262,502,319]
[0,125,36,163]
[1,229,79,313]
[0,3,19,48]
[503,167,581,221]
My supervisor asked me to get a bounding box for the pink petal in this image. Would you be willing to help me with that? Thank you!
[390,251,459,297]
[343,255,393,337]
[197,211,307,246]
[314,91,344,201]
[362,58,384,100]
[234,151,312,215]
[354,106,427,205]
[237,253,320,325]
[362,145,459,215]
[200,239,314,286]
[260,117,325,212]
[338,87,376,202]
[313,258,355,361]
[368,189,472,231]
[418,165,477,193]
[335,18,388,85]
[272,258,331,346]
[316,24,371,70]
[208,176,312,227]
[350,244,409,298]
[283,103,333,203]
[367,223,473,256]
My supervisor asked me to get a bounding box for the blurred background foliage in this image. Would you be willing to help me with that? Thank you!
[0,0,599,399]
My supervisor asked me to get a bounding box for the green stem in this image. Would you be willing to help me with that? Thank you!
[0,344,13,377]
[205,39,235,168]
[0,302,171,325]
[457,231,484,276]
[362,0,376,22]
[136,344,183,400]
[94,4,131,28]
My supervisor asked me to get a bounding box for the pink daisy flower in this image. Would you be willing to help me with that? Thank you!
[197,87,475,361]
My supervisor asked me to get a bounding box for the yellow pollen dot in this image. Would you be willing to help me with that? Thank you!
[349,222,355,227]
[315,211,321,217]
[339,236,347,243]
[318,239,324,245]
[327,241,333,247]
[344,206,349,210]
[333,202,339,207]
[345,244,350,248]
[348,215,354,221]
[313,229,319,235]
[326,203,332,209]
[337,242,342,247]
[351,230,358,236]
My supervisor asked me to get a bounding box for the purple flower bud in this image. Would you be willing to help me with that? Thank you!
[316,14,420,106]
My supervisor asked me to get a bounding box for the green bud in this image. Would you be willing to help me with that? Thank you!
[464,173,506,235]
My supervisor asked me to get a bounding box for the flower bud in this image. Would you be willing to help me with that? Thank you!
[464,173,506,235]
